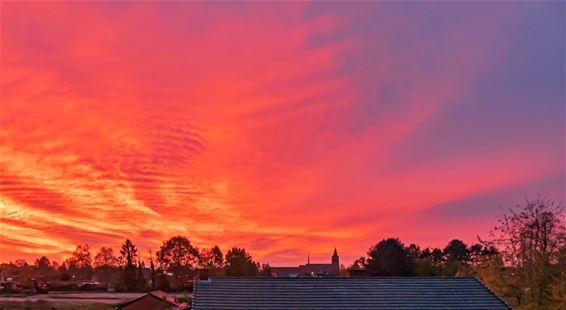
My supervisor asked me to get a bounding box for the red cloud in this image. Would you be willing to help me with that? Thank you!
[1,2,563,264]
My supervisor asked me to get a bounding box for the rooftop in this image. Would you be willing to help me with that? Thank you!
[115,290,188,310]
[192,277,509,309]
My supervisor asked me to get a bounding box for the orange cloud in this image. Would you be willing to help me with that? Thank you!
[1,2,563,265]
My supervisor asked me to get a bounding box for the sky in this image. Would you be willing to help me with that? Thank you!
[0,2,564,266]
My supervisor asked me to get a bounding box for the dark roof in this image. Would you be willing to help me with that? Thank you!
[192,277,509,309]
[301,263,336,268]
[270,263,338,277]
[115,290,188,309]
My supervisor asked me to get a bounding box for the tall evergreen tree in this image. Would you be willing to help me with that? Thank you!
[149,250,156,290]
[224,247,258,276]
[120,239,138,291]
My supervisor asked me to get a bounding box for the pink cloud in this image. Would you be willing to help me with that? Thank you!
[1,2,563,265]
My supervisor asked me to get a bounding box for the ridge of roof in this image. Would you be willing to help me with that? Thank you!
[471,277,511,308]
[114,290,182,309]
[192,277,510,309]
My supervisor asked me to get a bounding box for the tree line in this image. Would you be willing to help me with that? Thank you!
[349,237,498,277]
[2,237,264,292]
[1,197,564,309]
[347,197,565,309]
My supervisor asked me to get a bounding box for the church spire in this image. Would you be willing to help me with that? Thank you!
[332,247,339,266]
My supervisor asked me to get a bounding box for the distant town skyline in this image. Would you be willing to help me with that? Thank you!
[1,1,564,265]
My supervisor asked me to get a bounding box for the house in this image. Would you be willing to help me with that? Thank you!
[192,277,510,309]
[115,290,189,310]
[270,248,340,277]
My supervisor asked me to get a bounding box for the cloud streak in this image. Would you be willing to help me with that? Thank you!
[1,1,564,265]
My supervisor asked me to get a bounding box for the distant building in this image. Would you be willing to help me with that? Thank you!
[192,277,510,309]
[114,290,189,310]
[270,248,340,277]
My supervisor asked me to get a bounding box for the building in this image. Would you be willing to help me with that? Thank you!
[192,277,509,309]
[114,290,189,310]
[270,248,340,277]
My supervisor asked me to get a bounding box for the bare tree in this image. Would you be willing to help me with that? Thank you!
[94,247,117,284]
[488,197,565,307]
[67,244,93,280]
[94,247,118,267]
[199,245,224,276]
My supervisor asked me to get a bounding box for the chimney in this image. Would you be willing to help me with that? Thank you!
[198,268,209,281]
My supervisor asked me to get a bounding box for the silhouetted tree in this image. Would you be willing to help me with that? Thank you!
[50,260,60,271]
[554,247,566,306]
[94,247,117,284]
[468,243,497,266]
[485,197,566,308]
[468,243,483,264]
[419,248,432,259]
[58,262,70,281]
[412,248,442,276]
[120,239,138,291]
[68,244,93,280]
[156,236,200,290]
[199,245,224,276]
[431,248,443,265]
[225,247,258,276]
[154,269,170,291]
[137,261,145,291]
[406,244,421,260]
[120,239,138,266]
[258,263,272,277]
[94,247,117,267]
[71,245,92,268]
[34,256,52,275]
[441,240,468,276]
[149,250,156,290]
[365,238,413,276]
[349,256,366,270]
[444,239,469,263]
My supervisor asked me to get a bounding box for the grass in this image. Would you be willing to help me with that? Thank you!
[0,301,114,310]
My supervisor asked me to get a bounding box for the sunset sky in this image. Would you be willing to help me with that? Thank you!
[1,2,564,266]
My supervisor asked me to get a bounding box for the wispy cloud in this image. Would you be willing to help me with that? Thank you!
[1,1,563,265]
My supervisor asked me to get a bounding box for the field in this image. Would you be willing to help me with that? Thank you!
[0,301,112,310]
[0,292,191,310]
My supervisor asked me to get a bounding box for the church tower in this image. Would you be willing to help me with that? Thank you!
[331,247,339,266]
